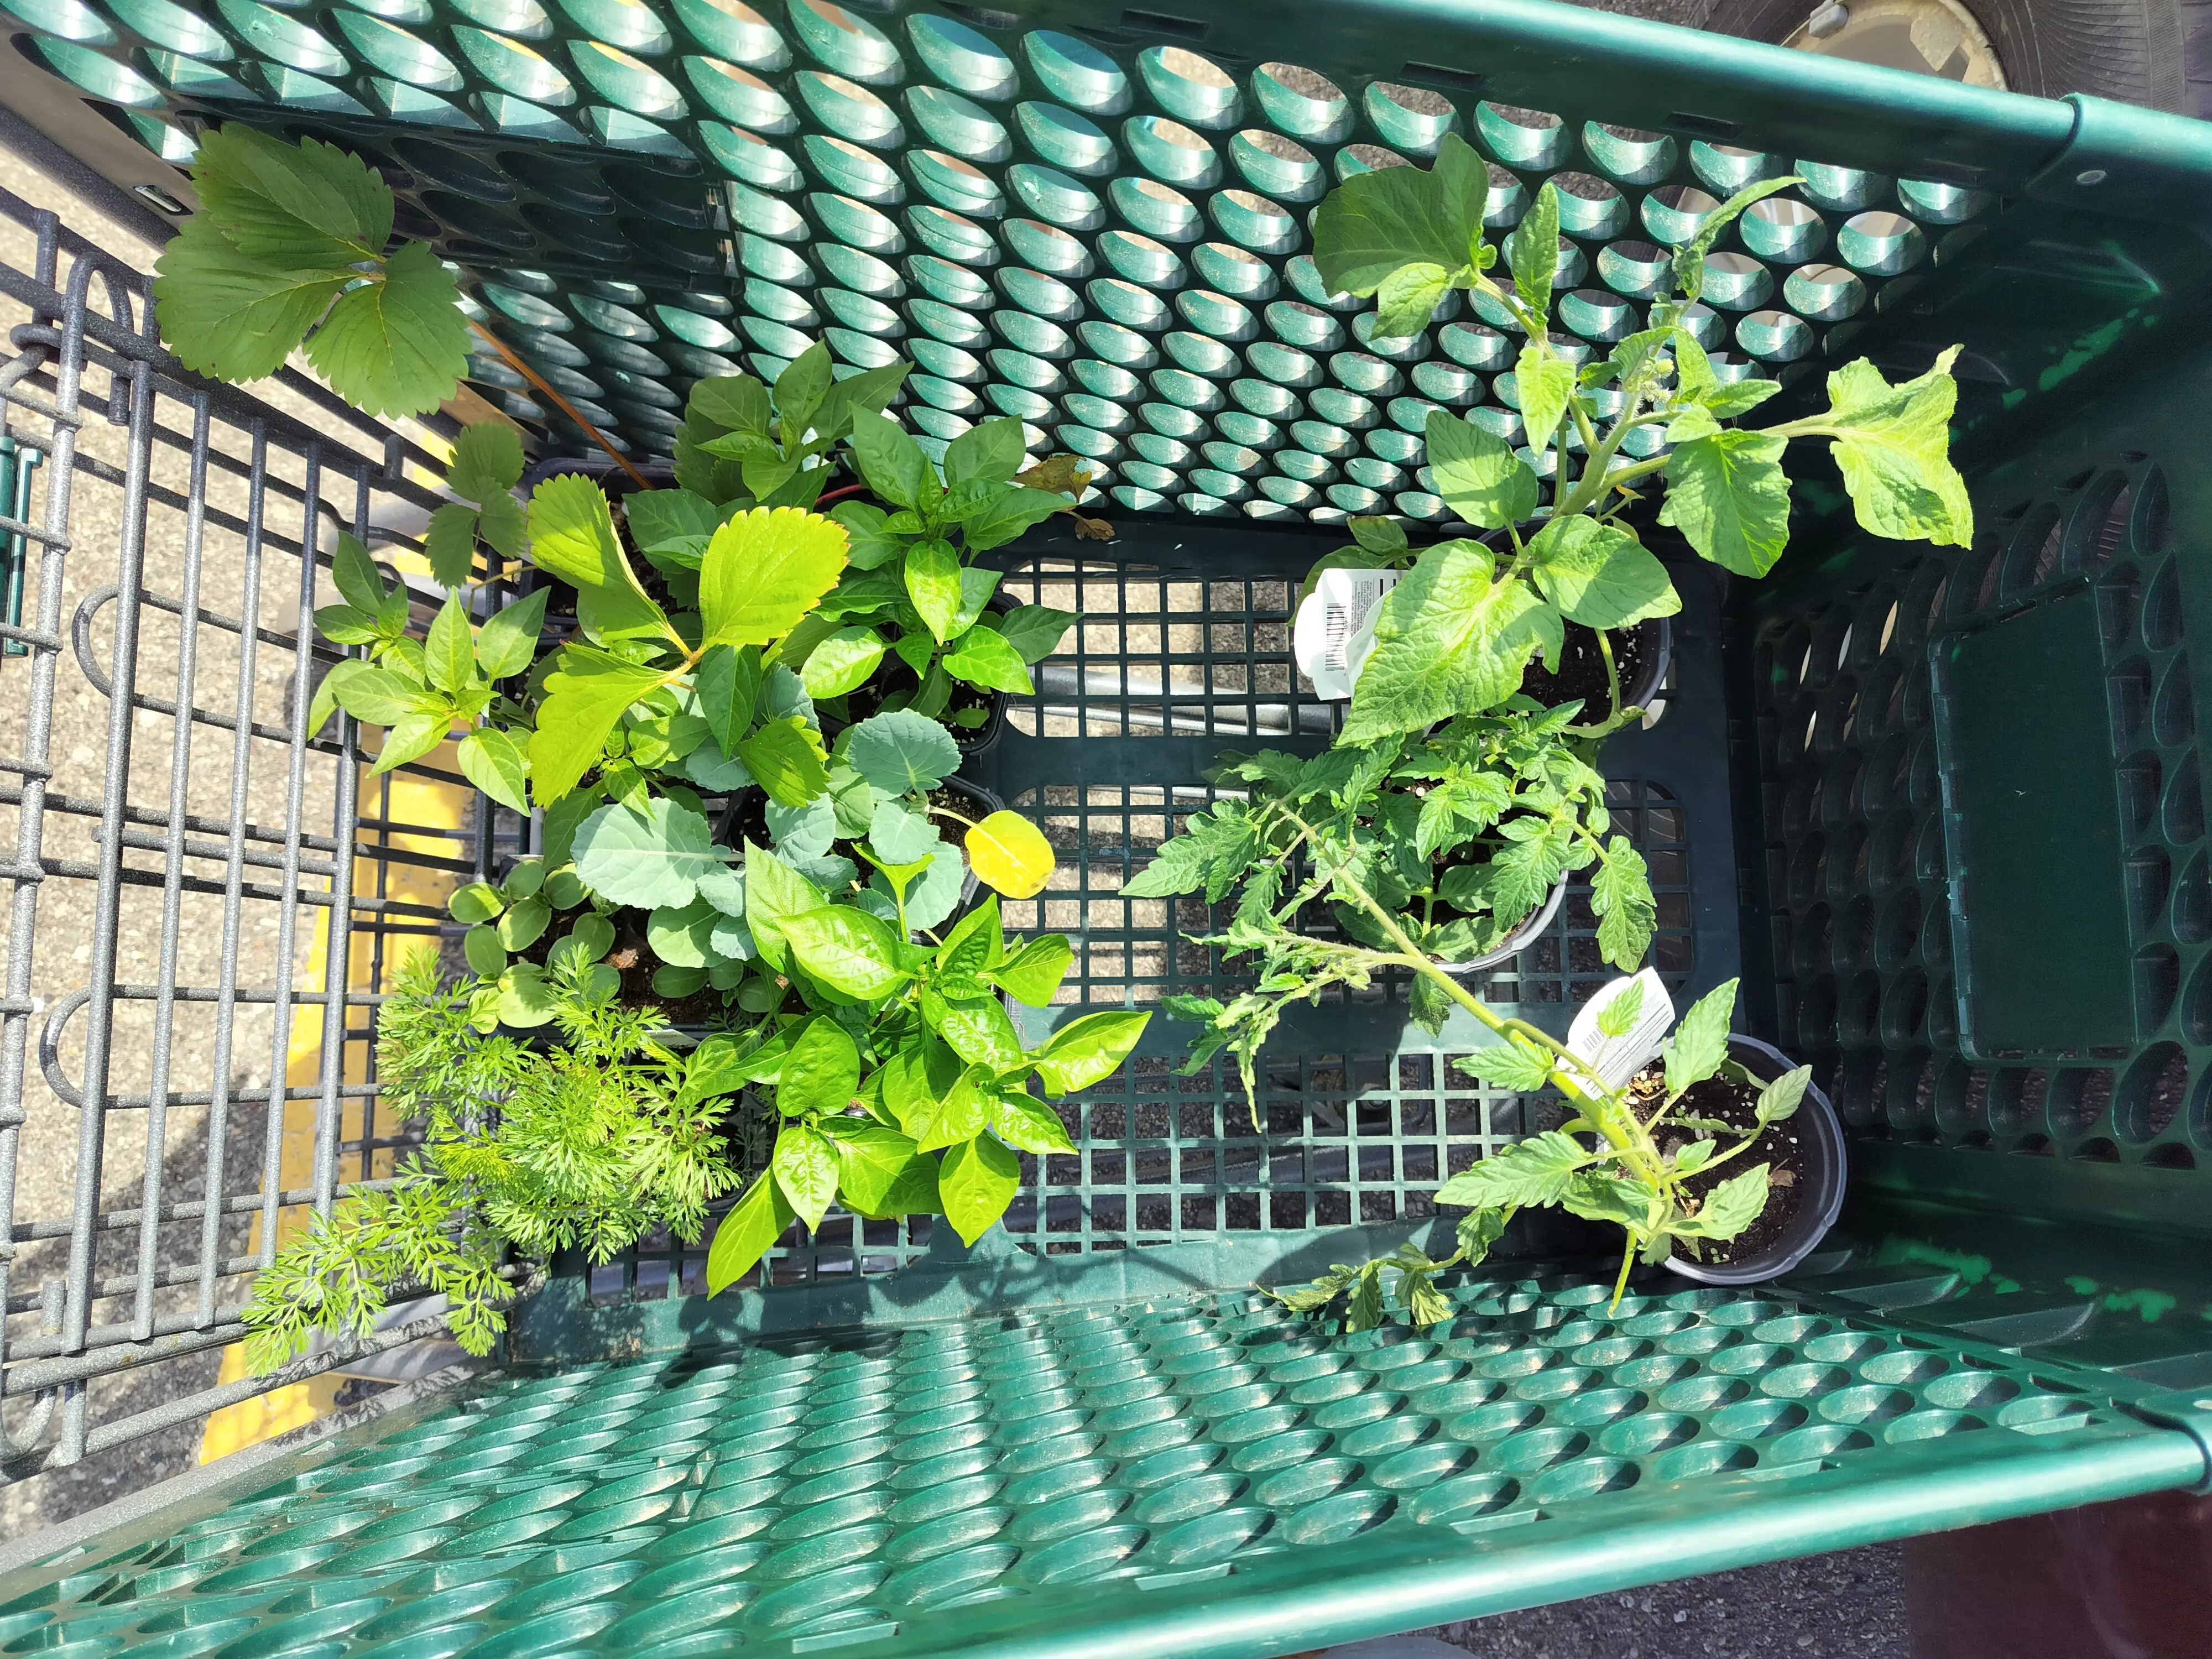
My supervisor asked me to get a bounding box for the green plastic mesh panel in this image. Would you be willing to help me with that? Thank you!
[1,0,1995,513]
[3,1271,2198,1658]
[1742,389,2212,1229]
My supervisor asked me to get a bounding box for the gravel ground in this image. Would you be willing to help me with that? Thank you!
[1422,1545,1910,1657]
[0,150,371,1541]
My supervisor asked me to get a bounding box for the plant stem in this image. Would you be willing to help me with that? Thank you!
[1275,806,1663,1185]
[1609,1234,1637,1310]
[467,319,651,492]
[1598,627,1622,718]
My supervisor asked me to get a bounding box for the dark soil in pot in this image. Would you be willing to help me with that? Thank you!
[1631,1068,1807,1266]
[510,905,731,1030]
[1518,616,1671,719]
[835,658,1005,753]
[1630,1033,1846,1281]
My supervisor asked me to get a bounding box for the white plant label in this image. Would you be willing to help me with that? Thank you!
[1292,567,1399,701]
[1566,967,1674,1093]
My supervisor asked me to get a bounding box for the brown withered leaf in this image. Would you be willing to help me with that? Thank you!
[1014,453,1093,496]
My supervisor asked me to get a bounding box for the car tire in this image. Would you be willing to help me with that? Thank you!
[1701,0,2206,116]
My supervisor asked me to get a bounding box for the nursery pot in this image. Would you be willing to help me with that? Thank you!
[1430,871,1571,977]
[1662,1033,1848,1287]
[1517,614,1674,722]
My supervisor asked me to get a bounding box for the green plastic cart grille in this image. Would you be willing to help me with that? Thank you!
[13,0,2210,520]
[5,1273,2209,1659]
[9,0,2212,1652]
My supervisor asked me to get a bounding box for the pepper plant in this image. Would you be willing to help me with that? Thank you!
[706,872,1150,1288]
[1309,134,1972,742]
[805,413,1084,723]
[1266,978,1812,1324]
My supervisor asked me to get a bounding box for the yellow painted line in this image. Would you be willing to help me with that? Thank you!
[200,743,474,1462]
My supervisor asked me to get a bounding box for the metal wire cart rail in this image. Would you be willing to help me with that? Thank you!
[0,0,2210,1651]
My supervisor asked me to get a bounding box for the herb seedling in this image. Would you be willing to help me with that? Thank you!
[242,948,748,1369]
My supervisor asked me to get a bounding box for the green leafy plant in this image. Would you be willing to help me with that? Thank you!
[670,342,909,513]
[519,483,849,814]
[1309,135,1971,742]
[241,948,748,1370]
[424,420,528,589]
[561,706,1057,1011]
[444,855,632,1029]
[153,128,646,481]
[1132,706,1654,1098]
[800,414,1085,724]
[307,530,546,812]
[1267,978,1811,1325]
[152,124,469,419]
[705,872,1150,1290]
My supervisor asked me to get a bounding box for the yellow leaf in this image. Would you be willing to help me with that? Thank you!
[698,507,849,651]
[965,810,1054,899]
[1013,453,1092,495]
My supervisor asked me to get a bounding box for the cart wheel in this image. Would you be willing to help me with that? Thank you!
[1700,0,2204,115]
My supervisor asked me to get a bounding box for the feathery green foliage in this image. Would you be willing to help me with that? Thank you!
[241,950,744,1371]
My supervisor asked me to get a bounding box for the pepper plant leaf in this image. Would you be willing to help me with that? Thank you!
[1030,1009,1149,1095]
[456,728,530,816]
[705,1172,795,1294]
[966,810,1055,900]
[938,1133,1021,1245]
